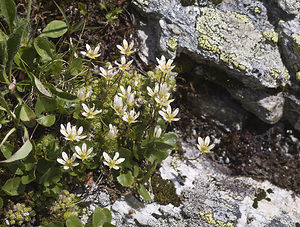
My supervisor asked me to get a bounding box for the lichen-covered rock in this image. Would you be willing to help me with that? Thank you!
[109,140,300,226]
[133,0,294,125]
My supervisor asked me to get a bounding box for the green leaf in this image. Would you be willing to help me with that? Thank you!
[133,165,139,178]
[146,149,170,163]
[0,142,15,159]
[162,132,178,147]
[7,20,28,64]
[53,1,70,29]
[45,83,77,101]
[19,104,36,122]
[21,168,36,184]
[0,140,32,163]
[0,197,3,209]
[36,115,55,127]
[33,75,53,97]
[117,171,133,187]
[35,96,57,115]
[0,40,7,65]
[34,37,54,61]
[93,208,112,227]
[137,184,151,201]
[69,58,83,76]
[38,167,62,187]
[0,0,16,32]
[103,224,116,227]
[66,215,83,227]
[40,20,68,38]
[2,177,25,196]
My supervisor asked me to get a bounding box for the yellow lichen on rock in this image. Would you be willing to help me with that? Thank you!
[167,37,178,51]
[198,35,221,54]
[263,30,278,43]
[199,210,235,226]
[291,33,300,55]
[232,12,250,23]
[269,68,281,79]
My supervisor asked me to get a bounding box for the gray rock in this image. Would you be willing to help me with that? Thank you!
[133,0,300,126]
[109,140,300,226]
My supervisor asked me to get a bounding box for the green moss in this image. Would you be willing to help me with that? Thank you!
[167,37,178,51]
[292,34,300,56]
[200,210,234,226]
[252,188,271,209]
[263,30,278,43]
[151,174,181,207]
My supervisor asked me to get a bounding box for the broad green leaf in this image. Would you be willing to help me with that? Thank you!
[137,184,151,201]
[0,142,15,159]
[133,165,139,178]
[21,168,36,184]
[45,83,77,101]
[38,167,62,187]
[16,47,37,68]
[19,104,36,122]
[7,20,28,64]
[33,75,53,97]
[162,132,178,147]
[40,20,68,38]
[93,208,112,227]
[0,0,16,32]
[34,37,54,61]
[2,177,25,196]
[117,171,133,187]
[42,222,64,227]
[0,140,32,163]
[154,141,174,151]
[0,40,7,65]
[66,215,83,227]
[36,115,55,127]
[35,96,57,115]
[0,197,3,209]
[146,149,170,163]
[118,148,134,168]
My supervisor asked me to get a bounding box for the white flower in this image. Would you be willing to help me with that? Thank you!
[113,95,127,116]
[60,122,87,141]
[99,64,117,80]
[158,105,180,123]
[57,152,79,170]
[116,39,135,56]
[118,85,132,99]
[106,124,118,140]
[147,83,159,98]
[126,93,135,106]
[159,82,170,97]
[80,44,101,59]
[82,103,102,119]
[122,109,140,124]
[154,125,162,138]
[196,136,215,154]
[156,55,175,74]
[115,55,133,71]
[75,143,93,160]
[77,87,93,101]
[103,152,125,170]
[154,93,174,107]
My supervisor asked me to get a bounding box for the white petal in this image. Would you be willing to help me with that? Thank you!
[205,136,210,146]
[198,137,204,146]
[67,122,72,132]
[123,39,128,47]
[75,146,82,155]
[116,45,123,51]
[63,166,70,170]
[103,161,109,166]
[82,103,89,112]
[95,45,100,53]
[78,126,83,135]
[57,158,66,165]
[173,108,179,116]
[62,152,68,161]
[113,152,120,160]
[112,166,120,170]
[86,44,91,51]
[103,152,111,162]
[82,143,87,152]
[116,158,125,164]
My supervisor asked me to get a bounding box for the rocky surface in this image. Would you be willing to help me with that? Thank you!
[82,139,300,226]
[133,0,300,130]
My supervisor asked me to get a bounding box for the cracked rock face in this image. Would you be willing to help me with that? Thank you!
[133,0,300,128]
[108,140,300,226]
